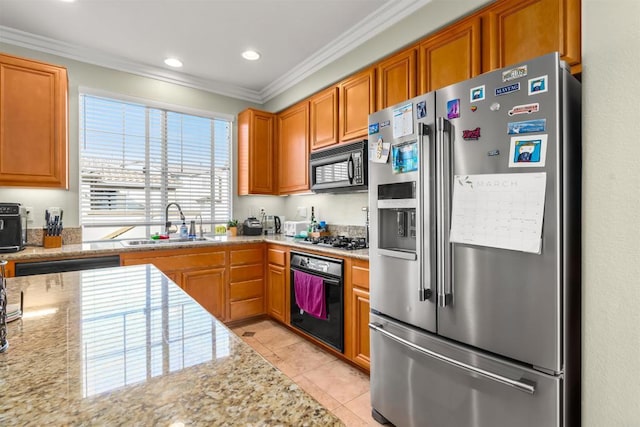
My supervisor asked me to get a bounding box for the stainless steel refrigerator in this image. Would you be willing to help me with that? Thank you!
[367,52,581,427]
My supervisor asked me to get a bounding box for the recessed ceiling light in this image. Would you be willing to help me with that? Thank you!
[164,57,183,68]
[242,50,261,61]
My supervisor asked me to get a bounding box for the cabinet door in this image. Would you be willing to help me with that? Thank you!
[277,101,309,194]
[339,67,375,142]
[310,86,339,151]
[483,0,581,73]
[377,47,417,111]
[267,263,287,323]
[181,267,226,320]
[418,16,482,94]
[0,53,68,188]
[351,287,371,370]
[237,108,275,195]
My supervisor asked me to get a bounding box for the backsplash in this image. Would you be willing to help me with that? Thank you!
[325,224,367,238]
[27,227,82,246]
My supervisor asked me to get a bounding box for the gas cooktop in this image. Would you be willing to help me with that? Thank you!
[300,235,368,251]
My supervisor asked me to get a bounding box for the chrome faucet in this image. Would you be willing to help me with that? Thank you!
[165,202,185,235]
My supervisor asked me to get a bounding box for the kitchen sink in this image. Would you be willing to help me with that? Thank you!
[120,237,215,247]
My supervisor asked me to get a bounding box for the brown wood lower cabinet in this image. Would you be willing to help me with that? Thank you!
[228,245,266,321]
[121,246,228,320]
[181,267,225,319]
[345,258,371,371]
[266,245,289,323]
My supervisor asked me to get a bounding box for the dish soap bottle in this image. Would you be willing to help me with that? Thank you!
[180,221,189,239]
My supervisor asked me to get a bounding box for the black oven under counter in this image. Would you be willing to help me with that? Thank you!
[289,251,344,353]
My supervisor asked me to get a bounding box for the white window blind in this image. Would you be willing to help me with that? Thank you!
[79,94,231,237]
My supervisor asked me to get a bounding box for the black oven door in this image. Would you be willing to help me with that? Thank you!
[290,269,344,353]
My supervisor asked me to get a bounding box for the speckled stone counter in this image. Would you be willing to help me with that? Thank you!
[0,265,343,426]
[1,235,369,262]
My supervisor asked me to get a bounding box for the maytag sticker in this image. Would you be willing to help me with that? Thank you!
[416,101,427,119]
[380,120,390,128]
[470,85,485,103]
[488,149,500,157]
[502,65,528,82]
[508,103,540,116]
[462,127,481,140]
[507,119,547,135]
[447,99,460,119]
[369,122,379,135]
[528,75,548,95]
[508,134,548,168]
[495,82,521,96]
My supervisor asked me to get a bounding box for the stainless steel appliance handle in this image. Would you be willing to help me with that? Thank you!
[369,322,536,394]
[418,123,431,302]
[436,117,453,307]
[347,154,354,184]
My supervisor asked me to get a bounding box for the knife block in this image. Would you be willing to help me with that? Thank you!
[43,235,62,249]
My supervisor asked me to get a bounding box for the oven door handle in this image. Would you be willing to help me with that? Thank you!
[291,269,341,287]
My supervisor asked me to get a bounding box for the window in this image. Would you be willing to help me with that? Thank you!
[79,92,232,241]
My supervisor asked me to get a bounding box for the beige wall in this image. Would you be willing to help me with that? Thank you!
[582,0,640,424]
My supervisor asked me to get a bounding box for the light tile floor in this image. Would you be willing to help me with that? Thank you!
[231,318,380,426]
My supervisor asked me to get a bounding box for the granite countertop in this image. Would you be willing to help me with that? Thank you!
[0,265,342,426]
[1,235,369,262]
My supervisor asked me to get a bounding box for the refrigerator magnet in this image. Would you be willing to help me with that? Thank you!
[469,85,484,102]
[508,134,548,168]
[502,64,528,82]
[507,118,547,135]
[447,99,460,119]
[495,82,520,96]
[528,75,548,95]
[369,122,379,135]
[470,85,485,103]
[370,136,391,164]
[416,101,427,119]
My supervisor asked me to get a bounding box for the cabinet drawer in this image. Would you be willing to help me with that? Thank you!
[230,278,264,301]
[267,248,286,266]
[230,247,263,265]
[229,297,265,320]
[123,251,226,271]
[351,261,370,290]
[230,263,263,282]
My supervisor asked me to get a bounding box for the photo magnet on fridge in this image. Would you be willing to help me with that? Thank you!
[369,122,379,135]
[416,101,427,119]
[470,85,485,103]
[508,134,548,168]
[528,75,548,95]
[507,118,547,134]
[447,99,460,119]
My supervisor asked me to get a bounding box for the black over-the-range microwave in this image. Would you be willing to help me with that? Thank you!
[309,139,368,193]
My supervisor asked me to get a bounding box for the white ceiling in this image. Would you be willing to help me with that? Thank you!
[0,0,432,103]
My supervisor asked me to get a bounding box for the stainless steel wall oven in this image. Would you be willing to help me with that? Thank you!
[289,251,344,352]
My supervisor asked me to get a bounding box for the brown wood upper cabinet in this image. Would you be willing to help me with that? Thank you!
[482,0,581,73]
[237,108,275,195]
[277,101,309,194]
[418,15,482,94]
[338,67,375,142]
[0,53,68,188]
[309,86,339,151]
[377,47,417,111]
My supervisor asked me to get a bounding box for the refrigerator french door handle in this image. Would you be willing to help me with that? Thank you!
[369,322,536,394]
[418,123,432,302]
[436,117,453,307]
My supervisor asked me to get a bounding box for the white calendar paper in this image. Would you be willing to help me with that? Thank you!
[449,173,546,254]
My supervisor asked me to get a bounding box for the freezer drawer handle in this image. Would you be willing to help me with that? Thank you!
[369,322,536,395]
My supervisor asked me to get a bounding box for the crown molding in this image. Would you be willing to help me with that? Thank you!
[0,0,432,104]
[259,0,433,103]
[0,25,264,103]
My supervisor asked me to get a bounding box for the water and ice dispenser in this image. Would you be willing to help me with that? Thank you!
[376,181,417,254]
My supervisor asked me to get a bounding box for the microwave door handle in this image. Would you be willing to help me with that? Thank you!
[347,154,354,184]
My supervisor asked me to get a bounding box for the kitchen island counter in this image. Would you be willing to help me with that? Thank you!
[0,265,342,426]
